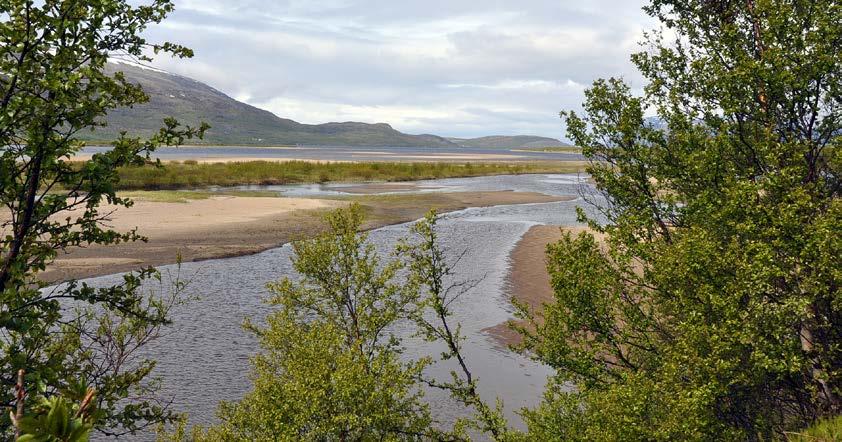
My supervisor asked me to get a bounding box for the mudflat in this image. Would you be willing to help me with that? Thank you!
[41,191,571,283]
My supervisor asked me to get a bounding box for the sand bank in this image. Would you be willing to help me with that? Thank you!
[484,224,601,347]
[41,191,570,283]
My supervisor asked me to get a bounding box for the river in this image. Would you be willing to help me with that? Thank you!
[78,173,601,440]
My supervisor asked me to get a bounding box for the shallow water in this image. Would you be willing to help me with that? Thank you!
[224,172,591,199]
[80,174,601,440]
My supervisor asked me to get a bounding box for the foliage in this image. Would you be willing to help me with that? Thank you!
[198,204,435,440]
[520,0,841,440]
[0,0,205,437]
[13,392,94,442]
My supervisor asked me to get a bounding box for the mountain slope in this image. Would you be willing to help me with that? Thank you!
[92,62,456,147]
[447,135,568,149]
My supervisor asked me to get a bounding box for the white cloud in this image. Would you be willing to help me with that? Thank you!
[141,0,654,138]
[442,79,586,92]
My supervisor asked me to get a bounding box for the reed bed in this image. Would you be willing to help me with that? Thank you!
[112,160,585,190]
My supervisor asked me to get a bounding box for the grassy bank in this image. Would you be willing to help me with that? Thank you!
[112,160,586,190]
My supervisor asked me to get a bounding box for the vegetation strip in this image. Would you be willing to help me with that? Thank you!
[107,160,585,190]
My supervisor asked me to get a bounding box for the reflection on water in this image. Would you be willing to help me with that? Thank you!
[80,174,601,440]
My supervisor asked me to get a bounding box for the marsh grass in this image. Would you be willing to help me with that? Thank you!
[112,160,585,190]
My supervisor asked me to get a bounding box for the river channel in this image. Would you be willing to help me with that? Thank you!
[78,173,601,439]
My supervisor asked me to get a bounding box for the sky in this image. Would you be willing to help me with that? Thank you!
[142,0,655,140]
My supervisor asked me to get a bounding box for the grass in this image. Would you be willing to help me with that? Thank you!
[786,416,842,441]
[112,160,586,191]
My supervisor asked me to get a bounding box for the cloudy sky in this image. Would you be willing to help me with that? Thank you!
[142,0,655,140]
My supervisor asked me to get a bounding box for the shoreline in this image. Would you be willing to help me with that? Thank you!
[41,191,572,283]
[484,224,596,347]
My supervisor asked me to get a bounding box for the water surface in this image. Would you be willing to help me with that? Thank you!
[79,174,600,440]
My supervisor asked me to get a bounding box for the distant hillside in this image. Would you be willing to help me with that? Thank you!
[447,135,568,149]
[91,62,456,147]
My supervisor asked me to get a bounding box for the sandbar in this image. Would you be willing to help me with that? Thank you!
[41,191,571,283]
[484,224,603,347]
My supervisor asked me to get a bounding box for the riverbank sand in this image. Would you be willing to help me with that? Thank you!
[41,191,570,283]
[484,224,604,347]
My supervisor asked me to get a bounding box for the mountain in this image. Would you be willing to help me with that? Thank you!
[447,135,568,149]
[92,62,561,148]
[92,62,457,147]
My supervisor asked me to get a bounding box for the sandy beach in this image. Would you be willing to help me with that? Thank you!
[42,196,346,282]
[484,224,600,347]
[41,191,571,283]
